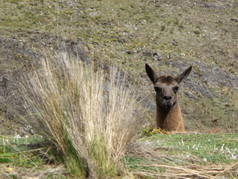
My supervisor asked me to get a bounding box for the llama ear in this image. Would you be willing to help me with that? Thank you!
[145,64,158,84]
[175,66,192,84]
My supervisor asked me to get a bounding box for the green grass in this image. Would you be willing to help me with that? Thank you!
[0,135,45,166]
[0,135,68,178]
[1,133,238,178]
[146,133,238,164]
[0,135,45,178]
[124,133,238,178]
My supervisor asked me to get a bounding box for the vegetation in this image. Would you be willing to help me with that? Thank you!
[125,133,238,178]
[1,132,238,178]
[15,54,144,178]
[0,0,238,178]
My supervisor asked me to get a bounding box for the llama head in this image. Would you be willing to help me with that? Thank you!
[145,64,192,110]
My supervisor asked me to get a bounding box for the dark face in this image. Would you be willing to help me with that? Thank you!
[145,64,192,111]
[154,76,179,110]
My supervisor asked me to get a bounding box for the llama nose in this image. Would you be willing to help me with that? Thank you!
[164,96,172,100]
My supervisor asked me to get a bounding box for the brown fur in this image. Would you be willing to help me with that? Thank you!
[157,102,184,131]
[145,64,192,132]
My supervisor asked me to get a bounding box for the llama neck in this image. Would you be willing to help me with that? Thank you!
[156,103,184,131]
[156,104,178,126]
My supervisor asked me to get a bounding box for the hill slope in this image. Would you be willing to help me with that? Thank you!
[0,0,238,133]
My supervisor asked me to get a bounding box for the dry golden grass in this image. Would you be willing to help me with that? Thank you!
[20,52,145,178]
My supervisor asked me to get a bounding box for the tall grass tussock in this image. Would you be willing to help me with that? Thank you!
[20,52,145,178]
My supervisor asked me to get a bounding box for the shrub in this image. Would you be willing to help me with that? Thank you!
[20,53,145,178]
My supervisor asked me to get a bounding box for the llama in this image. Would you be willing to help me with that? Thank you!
[145,64,192,132]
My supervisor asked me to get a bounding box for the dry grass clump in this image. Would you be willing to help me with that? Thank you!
[20,53,145,178]
[130,162,238,179]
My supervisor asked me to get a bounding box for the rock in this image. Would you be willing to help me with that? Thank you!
[166,53,171,59]
[143,50,154,57]
[126,51,134,55]
[231,18,238,22]
[143,50,162,61]
[153,52,163,61]
[184,91,197,101]
[172,40,178,46]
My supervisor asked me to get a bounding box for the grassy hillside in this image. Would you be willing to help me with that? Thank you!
[1,0,238,133]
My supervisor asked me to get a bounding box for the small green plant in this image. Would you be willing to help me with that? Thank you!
[142,128,168,136]
[88,137,117,177]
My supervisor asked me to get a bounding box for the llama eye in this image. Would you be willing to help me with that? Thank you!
[173,86,179,93]
[154,87,162,92]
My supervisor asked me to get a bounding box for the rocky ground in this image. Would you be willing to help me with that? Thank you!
[0,0,238,134]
